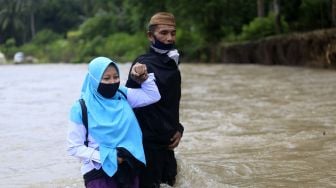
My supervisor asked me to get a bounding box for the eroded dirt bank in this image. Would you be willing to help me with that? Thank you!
[221,28,336,69]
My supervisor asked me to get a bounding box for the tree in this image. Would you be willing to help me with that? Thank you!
[0,0,26,44]
[24,0,43,39]
[36,0,84,35]
[169,0,256,61]
[258,0,265,17]
[273,0,283,34]
[0,0,46,44]
[332,0,336,26]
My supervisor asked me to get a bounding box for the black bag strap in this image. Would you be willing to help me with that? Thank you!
[118,89,127,99]
[79,99,89,146]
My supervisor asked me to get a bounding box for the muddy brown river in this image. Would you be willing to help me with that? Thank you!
[0,63,335,188]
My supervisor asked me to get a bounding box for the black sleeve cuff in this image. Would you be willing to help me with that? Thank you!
[177,123,184,135]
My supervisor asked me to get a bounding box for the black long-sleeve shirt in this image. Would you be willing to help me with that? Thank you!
[126,48,184,149]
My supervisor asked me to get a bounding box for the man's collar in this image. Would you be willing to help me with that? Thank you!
[150,45,169,54]
[149,47,179,65]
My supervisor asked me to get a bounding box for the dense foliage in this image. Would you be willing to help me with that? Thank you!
[0,0,335,63]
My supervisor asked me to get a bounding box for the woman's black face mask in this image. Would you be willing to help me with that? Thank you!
[98,82,120,98]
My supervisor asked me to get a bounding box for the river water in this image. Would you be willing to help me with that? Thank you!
[0,63,335,188]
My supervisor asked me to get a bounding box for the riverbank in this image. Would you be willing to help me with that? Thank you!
[221,28,336,69]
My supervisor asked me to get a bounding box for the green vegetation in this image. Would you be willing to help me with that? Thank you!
[239,13,289,41]
[0,0,335,63]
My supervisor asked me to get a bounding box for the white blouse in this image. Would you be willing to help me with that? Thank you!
[67,73,160,175]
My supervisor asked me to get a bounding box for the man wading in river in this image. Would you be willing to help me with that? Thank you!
[126,12,184,188]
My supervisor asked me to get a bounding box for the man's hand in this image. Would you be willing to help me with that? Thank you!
[130,62,148,84]
[117,157,124,164]
[168,131,182,150]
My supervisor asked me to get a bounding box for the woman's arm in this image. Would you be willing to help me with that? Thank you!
[127,73,161,108]
[67,121,100,163]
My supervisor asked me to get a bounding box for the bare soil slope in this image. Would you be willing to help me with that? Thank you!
[221,28,336,69]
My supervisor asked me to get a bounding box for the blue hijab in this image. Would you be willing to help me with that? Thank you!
[70,57,145,177]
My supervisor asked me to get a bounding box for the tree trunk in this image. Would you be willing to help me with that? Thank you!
[332,0,336,27]
[30,12,36,39]
[257,0,265,17]
[273,0,282,34]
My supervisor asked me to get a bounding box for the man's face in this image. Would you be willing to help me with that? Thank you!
[149,24,176,44]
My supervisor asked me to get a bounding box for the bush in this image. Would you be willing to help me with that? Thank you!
[31,29,62,45]
[72,36,104,63]
[0,38,18,60]
[46,39,73,62]
[239,13,289,41]
[176,28,206,62]
[69,32,147,63]
[101,32,147,62]
[79,13,113,40]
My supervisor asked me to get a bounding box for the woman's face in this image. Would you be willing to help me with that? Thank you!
[100,66,120,84]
